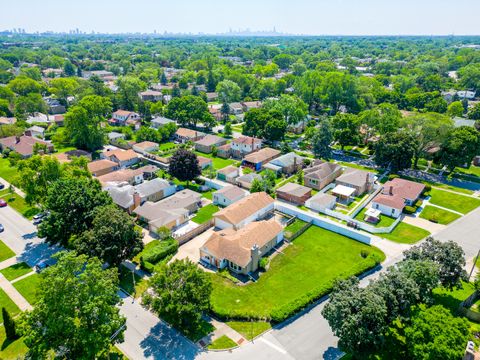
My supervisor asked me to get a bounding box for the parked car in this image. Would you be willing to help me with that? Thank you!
[0,183,4,190]
[0,224,4,233]
[0,199,6,207]
[33,212,48,221]
[34,260,50,273]
[33,218,43,226]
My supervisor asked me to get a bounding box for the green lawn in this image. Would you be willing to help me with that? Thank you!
[0,325,28,359]
[13,274,41,305]
[354,207,396,228]
[194,151,235,170]
[284,219,308,238]
[428,188,480,214]
[210,226,385,321]
[419,205,462,225]
[455,165,480,178]
[0,262,32,281]
[380,222,430,244]
[0,240,15,262]
[226,321,272,340]
[159,142,177,151]
[0,158,17,184]
[0,192,40,219]
[208,335,237,350]
[192,204,219,224]
[0,288,20,322]
[433,281,476,314]
[118,265,149,298]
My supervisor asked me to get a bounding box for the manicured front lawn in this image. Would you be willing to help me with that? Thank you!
[0,288,20,322]
[0,262,32,281]
[192,204,219,224]
[354,207,396,228]
[159,142,177,151]
[0,240,15,262]
[0,325,28,359]
[0,192,40,219]
[208,335,237,350]
[13,273,41,305]
[380,222,430,244]
[210,226,385,321]
[226,321,271,340]
[428,188,480,214]
[0,158,17,184]
[419,205,462,225]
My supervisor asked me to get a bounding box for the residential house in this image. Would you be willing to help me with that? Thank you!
[83,70,114,80]
[100,149,140,168]
[139,90,163,102]
[265,152,303,175]
[276,183,312,205]
[108,132,126,145]
[26,112,50,125]
[0,117,16,126]
[453,117,476,128]
[197,156,213,169]
[174,128,206,143]
[133,141,159,155]
[473,156,480,167]
[236,173,262,190]
[206,92,218,102]
[25,126,45,139]
[288,120,306,134]
[335,168,375,196]
[229,102,244,115]
[303,162,342,190]
[0,135,54,158]
[371,178,425,218]
[55,149,92,164]
[241,101,262,111]
[109,110,141,128]
[97,168,144,186]
[87,159,119,177]
[133,189,202,232]
[106,178,176,213]
[52,114,64,126]
[151,116,175,129]
[457,90,476,100]
[216,165,239,184]
[199,219,284,275]
[231,136,262,159]
[217,143,231,159]
[213,186,248,207]
[305,193,337,212]
[45,98,66,114]
[194,134,227,154]
[214,192,275,230]
[242,147,281,171]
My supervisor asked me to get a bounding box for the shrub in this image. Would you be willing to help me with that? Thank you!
[414,199,423,208]
[140,258,155,273]
[259,258,269,271]
[423,184,432,193]
[360,249,370,258]
[142,238,179,264]
[423,191,431,197]
[388,174,400,180]
[404,206,417,214]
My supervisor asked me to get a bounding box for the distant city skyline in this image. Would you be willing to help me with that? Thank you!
[1,0,480,36]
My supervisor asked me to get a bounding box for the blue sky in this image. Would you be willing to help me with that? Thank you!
[1,0,479,35]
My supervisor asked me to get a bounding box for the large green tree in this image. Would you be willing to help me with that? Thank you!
[375,131,418,172]
[73,205,143,267]
[168,149,201,183]
[38,177,112,247]
[312,120,333,160]
[216,80,241,103]
[165,95,214,129]
[331,113,360,150]
[20,252,125,359]
[437,126,480,172]
[143,259,212,336]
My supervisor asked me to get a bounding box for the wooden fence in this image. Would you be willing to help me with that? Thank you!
[175,219,214,245]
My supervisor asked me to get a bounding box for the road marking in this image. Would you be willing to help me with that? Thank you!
[259,338,287,354]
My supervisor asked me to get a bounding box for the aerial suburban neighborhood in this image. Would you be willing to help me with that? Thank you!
[0,3,480,359]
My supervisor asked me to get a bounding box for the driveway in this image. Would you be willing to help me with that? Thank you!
[171,229,214,264]
[402,215,446,234]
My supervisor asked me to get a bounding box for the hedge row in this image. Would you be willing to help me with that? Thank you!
[140,238,178,269]
[211,252,384,323]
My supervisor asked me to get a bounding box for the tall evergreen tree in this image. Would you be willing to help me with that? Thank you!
[2,307,17,340]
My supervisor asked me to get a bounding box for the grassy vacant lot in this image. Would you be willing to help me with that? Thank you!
[380,222,430,244]
[0,192,40,219]
[354,207,396,228]
[192,204,219,224]
[0,262,32,281]
[208,335,237,350]
[0,325,28,359]
[0,240,15,262]
[194,151,235,170]
[419,205,461,225]
[0,288,20,322]
[13,273,41,305]
[0,158,17,184]
[226,321,272,340]
[428,188,480,214]
[210,226,385,321]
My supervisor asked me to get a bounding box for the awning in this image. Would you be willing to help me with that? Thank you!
[332,184,355,198]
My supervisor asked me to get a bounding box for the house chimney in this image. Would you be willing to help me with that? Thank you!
[15,136,20,144]
[133,191,141,210]
[389,186,393,195]
[251,244,260,270]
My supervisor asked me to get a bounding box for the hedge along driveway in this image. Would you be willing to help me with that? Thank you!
[209,226,385,322]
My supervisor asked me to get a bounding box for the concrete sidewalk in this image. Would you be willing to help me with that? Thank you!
[199,317,246,347]
[0,274,32,311]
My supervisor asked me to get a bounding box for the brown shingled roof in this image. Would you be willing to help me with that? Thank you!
[214,192,274,225]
